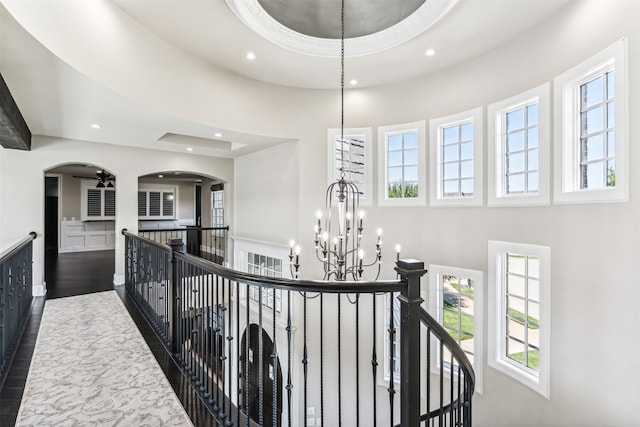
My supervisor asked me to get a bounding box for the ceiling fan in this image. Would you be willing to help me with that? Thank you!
[72,170,115,188]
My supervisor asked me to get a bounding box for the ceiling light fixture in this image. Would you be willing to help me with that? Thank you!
[186,147,193,152]
[289,0,396,281]
[350,79,358,86]
[90,124,102,129]
[246,52,256,60]
[425,48,436,57]
[214,132,223,138]
[158,174,164,178]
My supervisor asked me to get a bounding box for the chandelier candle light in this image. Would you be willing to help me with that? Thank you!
[289,0,400,280]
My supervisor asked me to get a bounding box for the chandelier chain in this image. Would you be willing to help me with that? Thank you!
[340,0,345,179]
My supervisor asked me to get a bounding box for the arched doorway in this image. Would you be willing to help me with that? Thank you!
[43,164,116,299]
[240,323,283,426]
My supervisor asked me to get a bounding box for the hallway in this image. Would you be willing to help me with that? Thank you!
[0,251,217,426]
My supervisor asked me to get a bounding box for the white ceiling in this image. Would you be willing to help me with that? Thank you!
[0,0,571,157]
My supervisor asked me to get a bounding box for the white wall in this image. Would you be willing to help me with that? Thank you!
[232,1,640,425]
[0,136,233,292]
[1,0,638,425]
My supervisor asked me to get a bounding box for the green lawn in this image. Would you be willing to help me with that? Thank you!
[442,308,473,343]
[508,349,539,371]
[508,307,539,329]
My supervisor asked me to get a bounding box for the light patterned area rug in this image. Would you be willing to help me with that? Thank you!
[16,291,193,426]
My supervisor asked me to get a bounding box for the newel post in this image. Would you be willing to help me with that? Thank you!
[168,238,183,354]
[396,259,427,427]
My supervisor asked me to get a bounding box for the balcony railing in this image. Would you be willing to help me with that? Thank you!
[123,230,474,426]
[139,226,228,265]
[0,232,36,384]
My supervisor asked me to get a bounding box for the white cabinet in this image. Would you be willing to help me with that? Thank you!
[60,220,115,252]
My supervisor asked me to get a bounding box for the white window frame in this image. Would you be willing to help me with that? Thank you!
[488,83,550,206]
[429,108,483,207]
[327,127,373,207]
[378,120,427,207]
[81,180,116,221]
[488,240,550,399]
[554,38,628,204]
[138,183,178,220]
[428,265,484,394]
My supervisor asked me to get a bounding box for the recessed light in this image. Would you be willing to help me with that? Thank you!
[90,124,102,129]
[350,79,358,86]
[214,132,222,138]
[158,174,163,178]
[246,52,256,60]
[186,147,193,152]
[425,48,436,57]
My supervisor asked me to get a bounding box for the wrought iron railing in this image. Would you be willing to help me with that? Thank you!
[0,232,36,384]
[123,230,474,426]
[139,226,228,265]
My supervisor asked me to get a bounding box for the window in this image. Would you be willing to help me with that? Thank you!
[488,241,550,398]
[212,183,224,227]
[488,84,550,206]
[247,252,282,312]
[429,265,484,393]
[554,38,628,203]
[378,121,426,206]
[81,180,116,220]
[429,108,483,207]
[327,128,373,206]
[138,185,177,219]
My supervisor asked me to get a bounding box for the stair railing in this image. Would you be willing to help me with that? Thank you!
[123,229,474,426]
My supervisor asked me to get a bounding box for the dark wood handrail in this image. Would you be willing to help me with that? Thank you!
[174,250,405,294]
[0,231,36,262]
[138,226,229,233]
[122,228,171,252]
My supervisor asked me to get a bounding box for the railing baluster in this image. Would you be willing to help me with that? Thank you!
[286,290,292,427]
[245,283,251,427]
[320,293,324,427]
[272,288,277,427]
[338,293,342,427]
[371,293,378,427]
[356,294,360,427]
[122,230,474,427]
[258,286,264,426]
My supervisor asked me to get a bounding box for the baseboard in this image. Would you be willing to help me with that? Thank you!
[113,274,125,286]
[33,282,47,297]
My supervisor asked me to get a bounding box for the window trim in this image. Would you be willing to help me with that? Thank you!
[327,127,373,207]
[429,107,483,207]
[488,83,550,207]
[378,120,427,207]
[81,179,116,221]
[428,264,484,394]
[138,183,178,220]
[488,240,550,399]
[554,38,628,204]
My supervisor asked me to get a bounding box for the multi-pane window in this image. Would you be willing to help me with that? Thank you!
[439,274,476,365]
[488,83,549,206]
[505,253,540,372]
[429,265,484,392]
[580,71,616,189]
[441,122,474,197]
[488,241,549,398]
[334,135,365,194]
[505,103,539,194]
[554,38,627,204]
[328,128,373,205]
[247,252,282,312]
[212,186,224,227]
[430,109,482,207]
[386,131,419,199]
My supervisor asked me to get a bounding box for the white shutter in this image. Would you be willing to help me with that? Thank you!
[87,189,102,217]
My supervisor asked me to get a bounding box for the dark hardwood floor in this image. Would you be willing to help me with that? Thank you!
[0,250,217,426]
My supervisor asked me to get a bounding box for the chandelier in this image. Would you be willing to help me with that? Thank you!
[289,0,399,280]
